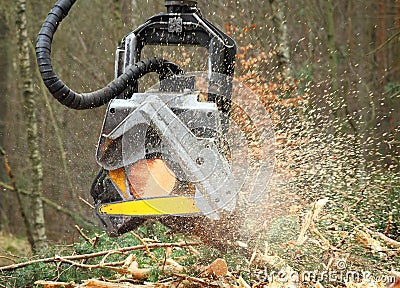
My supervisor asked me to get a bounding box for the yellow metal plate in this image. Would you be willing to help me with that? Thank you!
[98,196,202,216]
[109,168,129,199]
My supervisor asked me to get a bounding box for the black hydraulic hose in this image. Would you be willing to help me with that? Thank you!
[36,0,182,110]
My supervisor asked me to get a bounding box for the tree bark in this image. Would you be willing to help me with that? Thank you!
[16,0,47,252]
[112,0,123,31]
[0,11,7,149]
[326,0,342,119]
[269,0,294,85]
[0,6,8,231]
[396,1,400,81]
[375,0,387,90]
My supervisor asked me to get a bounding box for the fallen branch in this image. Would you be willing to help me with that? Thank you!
[35,279,156,288]
[185,245,200,256]
[123,259,152,279]
[79,196,95,210]
[58,253,184,280]
[75,225,92,244]
[384,212,393,235]
[237,276,251,288]
[296,198,329,245]
[130,232,157,263]
[0,241,200,271]
[372,231,400,249]
[34,280,75,288]
[0,256,16,264]
[54,255,126,271]
[173,273,220,287]
[347,212,400,249]
[77,279,156,288]
[75,225,100,248]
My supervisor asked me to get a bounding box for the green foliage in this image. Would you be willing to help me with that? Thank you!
[252,200,400,287]
[318,202,399,272]
[0,221,199,287]
[265,215,299,245]
[147,266,161,283]
[294,61,315,93]
[1,235,125,286]
[385,82,400,99]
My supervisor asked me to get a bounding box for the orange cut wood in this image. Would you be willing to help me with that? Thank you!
[128,158,176,198]
[206,258,228,277]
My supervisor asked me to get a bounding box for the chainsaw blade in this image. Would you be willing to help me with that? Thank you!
[96,196,203,217]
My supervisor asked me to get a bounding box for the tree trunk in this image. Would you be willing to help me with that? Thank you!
[0,7,8,231]
[326,0,342,119]
[375,0,387,91]
[396,1,400,81]
[269,0,294,85]
[0,11,7,149]
[112,0,123,31]
[16,0,47,252]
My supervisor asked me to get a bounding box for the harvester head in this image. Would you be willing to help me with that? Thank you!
[37,0,244,243]
[93,78,238,236]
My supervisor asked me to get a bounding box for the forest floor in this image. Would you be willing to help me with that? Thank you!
[0,232,30,267]
[1,174,399,287]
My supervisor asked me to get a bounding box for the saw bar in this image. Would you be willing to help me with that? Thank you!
[97,196,202,217]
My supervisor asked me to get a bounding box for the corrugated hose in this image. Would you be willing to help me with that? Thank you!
[36,0,182,110]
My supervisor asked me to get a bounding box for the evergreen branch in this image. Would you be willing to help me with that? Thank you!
[0,241,200,271]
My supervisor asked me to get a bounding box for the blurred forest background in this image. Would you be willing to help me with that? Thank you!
[0,0,399,276]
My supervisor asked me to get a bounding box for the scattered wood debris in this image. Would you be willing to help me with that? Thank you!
[4,198,399,288]
[205,258,228,277]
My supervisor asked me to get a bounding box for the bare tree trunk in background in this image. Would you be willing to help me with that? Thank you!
[17,0,47,252]
[0,10,8,230]
[112,0,123,31]
[269,0,294,85]
[325,0,342,119]
[395,1,400,82]
[342,0,359,133]
[130,0,138,26]
[375,0,387,91]
[0,11,7,149]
